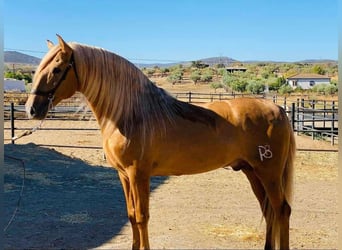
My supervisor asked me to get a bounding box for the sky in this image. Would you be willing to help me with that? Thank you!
[4,0,338,63]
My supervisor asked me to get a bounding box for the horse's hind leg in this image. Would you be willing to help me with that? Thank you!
[256,170,291,250]
[241,166,274,249]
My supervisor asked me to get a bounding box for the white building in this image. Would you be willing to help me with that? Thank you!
[4,78,26,92]
[287,73,330,89]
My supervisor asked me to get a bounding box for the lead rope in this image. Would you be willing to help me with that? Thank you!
[11,96,54,142]
[11,120,44,142]
[5,93,55,232]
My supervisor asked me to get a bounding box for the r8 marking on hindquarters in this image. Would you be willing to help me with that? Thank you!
[258,145,273,161]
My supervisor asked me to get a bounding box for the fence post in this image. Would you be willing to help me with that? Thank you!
[331,101,335,145]
[296,99,301,135]
[10,102,15,144]
[311,100,315,140]
[291,102,295,131]
[323,100,326,128]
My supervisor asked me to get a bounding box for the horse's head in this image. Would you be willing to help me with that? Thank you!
[26,34,79,119]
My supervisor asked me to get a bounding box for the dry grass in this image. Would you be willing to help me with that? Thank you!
[205,223,264,242]
[295,151,338,181]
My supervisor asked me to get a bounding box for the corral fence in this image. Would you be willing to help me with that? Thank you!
[289,99,338,145]
[4,92,338,145]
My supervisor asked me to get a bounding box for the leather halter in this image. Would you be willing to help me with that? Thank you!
[30,53,78,100]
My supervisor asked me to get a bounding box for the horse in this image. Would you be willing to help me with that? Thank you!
[25,34,295,250]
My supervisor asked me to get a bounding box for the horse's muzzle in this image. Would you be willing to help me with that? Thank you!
[25,96,50,120]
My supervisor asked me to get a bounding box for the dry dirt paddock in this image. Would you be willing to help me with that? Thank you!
[4,119,338,249]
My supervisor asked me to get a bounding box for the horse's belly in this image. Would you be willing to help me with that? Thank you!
[149,143,233,176]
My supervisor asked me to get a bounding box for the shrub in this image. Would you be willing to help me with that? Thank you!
[246,81,265,94]
[167,71,182,85]
[190,70,201,84]
[323,84,338,95]
[210,82,223,91]
[278,84,293,95]
[200,73,213,83]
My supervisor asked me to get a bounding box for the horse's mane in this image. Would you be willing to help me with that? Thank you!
[67,43,217,142]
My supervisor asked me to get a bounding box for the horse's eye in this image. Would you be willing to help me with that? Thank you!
[53,67,61,74]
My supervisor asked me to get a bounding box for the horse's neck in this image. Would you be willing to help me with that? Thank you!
[78,65,152,136]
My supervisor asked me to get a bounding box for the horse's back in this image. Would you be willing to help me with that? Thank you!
[205,98,287,128]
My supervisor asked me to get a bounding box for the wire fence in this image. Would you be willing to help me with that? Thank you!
[3,92,338,146]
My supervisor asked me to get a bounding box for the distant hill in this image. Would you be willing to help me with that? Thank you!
[295,59,337,64]
[4,50,337,68]
[4,51,41,65]
[197,56,237,66]
[135,56,237,68]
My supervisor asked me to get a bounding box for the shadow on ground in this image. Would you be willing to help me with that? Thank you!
[4,143,167,249]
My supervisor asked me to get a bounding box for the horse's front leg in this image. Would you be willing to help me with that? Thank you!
[118,172,140,249]
[127,166,151,250]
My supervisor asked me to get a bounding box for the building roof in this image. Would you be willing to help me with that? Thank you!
[287,73,330,79]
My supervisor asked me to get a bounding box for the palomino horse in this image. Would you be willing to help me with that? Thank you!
[26,35,295,250]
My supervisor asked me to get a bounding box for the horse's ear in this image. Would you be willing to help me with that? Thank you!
[56,34,72,54]
[46,39,54,49]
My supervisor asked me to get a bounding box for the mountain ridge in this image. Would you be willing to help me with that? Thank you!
[5,51,42,65]
[4,51,337,68]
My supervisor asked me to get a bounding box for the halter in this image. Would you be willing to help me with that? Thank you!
[30,53,79,103]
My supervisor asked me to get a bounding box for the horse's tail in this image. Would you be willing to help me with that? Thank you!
[283,124,295,205]
[263,117,296,247]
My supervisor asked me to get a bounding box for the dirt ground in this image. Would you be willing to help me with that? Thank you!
[4,119,338,249]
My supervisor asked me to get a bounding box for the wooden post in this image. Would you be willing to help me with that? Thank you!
[311,100,315,140]
[296,99,301,135]
[291,102,295,131]
[323,100,326,128]
[10,103,15,144]
[331,101,335,145]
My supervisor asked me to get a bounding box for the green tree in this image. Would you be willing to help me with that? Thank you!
[268,76,286,91]
[160,68,169,77]
[324,84,338,95]
[200,73,213,83]
[167,71,182,85]
[190,70,201,84]
[222,72,248,92]
[246,81,265,94]
[4,71,32,83]
[210,82,223,92]
[278,84,293,95]
[312,65,326,75]
[312,83,326,93]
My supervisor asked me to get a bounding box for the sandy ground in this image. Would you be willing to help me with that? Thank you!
[4,119,338,249]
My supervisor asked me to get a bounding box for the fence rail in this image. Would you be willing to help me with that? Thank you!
[4,92,338,145]
[290,99,338,145]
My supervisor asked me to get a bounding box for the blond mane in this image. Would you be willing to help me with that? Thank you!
[64,43,217,143]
